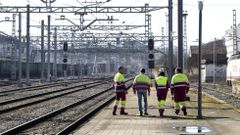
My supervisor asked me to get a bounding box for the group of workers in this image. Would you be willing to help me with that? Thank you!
[113,66,190,117]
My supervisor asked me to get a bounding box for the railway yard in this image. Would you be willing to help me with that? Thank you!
[0,77,239,135]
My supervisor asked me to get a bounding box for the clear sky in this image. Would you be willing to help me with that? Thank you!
[0,0,240,46]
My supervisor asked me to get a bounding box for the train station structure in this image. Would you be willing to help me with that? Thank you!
[0,0,240,135]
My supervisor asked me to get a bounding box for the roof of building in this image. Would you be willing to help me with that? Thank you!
[189,39,227,65]
[190,39,226,55]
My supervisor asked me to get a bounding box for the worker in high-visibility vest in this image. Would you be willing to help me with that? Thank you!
[132,68,151,116]
[112,66,128,115]
[171,67,190,116]
[155,69,169,117]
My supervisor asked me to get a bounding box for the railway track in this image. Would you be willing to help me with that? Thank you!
[0,77,105,96]
[191,83,240,107]
[0,78,133,135]
[0,79,111,114]
[0,81,11,87]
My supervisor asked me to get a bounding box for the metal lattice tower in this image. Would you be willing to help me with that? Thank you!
[12,14,16,37]
[161,27,166,53]
[0,4,166,83]
[165,12,168,54]
[145,4,150,42]
[148,15,152,38]
[10,13,17,81]
[183,11,188,72]
[233,10,238,55]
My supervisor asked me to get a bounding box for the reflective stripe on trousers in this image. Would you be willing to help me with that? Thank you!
[157,100,166,109]
[114,92,126,108]
[174,102,186,110]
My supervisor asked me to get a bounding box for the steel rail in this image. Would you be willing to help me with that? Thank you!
[191,84,239,99]
[0,80,132,135]
[57,84,132,135]
[0,77,99,95]
[0,80,107,106]
[0,81,109,114]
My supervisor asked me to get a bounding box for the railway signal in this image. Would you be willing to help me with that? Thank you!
[63,42,68,51]
[63,42,68,86]
[148,38,155,69]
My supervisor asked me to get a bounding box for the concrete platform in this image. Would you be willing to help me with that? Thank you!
[73,88,240,135]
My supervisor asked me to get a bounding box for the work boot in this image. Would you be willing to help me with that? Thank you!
[181,106,187,116]
[112,105,117,115]
[175,109,180,115]
[159,109,164,117]
[144,112,148,115]
[120,108,128,115]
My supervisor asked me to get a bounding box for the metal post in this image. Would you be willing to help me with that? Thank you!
[41,20,45,82]
[18,13,22,87]
[233,10,238,55]
[54,27,57,81]
[71,32,75,78]
[168,0,173,80]
[178,0,183,70]
[26,5,31,86]
[183,11,188,73]
[197,1,203,119]
[213,38,216,84]
[47,15,51,82]
[11,14,17,81]
[80,13,84,31]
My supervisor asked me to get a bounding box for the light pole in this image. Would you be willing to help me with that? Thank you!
[197,0,203,119]
[168,0,173,81]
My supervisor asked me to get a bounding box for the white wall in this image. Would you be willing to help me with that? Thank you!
[202,63,226,82]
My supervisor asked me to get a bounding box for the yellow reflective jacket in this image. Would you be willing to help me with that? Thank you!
[114,72,126,91]
[133,73,150,91]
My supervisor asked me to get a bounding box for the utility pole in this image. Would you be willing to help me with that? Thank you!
[47,15,51,82]
[213,38,216,84]
[197,1,203,119]
[53,27,57,81]
[71,31,75,78]
[168,0,173,80]
[178,0,183,70]
[26,5,31,86]
[41,20,45,82]
[18,13,22,87]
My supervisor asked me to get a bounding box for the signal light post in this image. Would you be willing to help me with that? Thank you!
[148,38,154,79]
[148,38,154,69]
[63,42,68,86]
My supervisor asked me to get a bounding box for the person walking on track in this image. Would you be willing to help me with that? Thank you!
[132,68,151,116]
[171,67,190,116]
[155,68,169,117]
[112,66,128,115]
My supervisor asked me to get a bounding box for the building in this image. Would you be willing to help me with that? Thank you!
[189,39,227,82]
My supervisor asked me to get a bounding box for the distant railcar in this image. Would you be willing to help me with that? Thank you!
[226,54,240,86]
